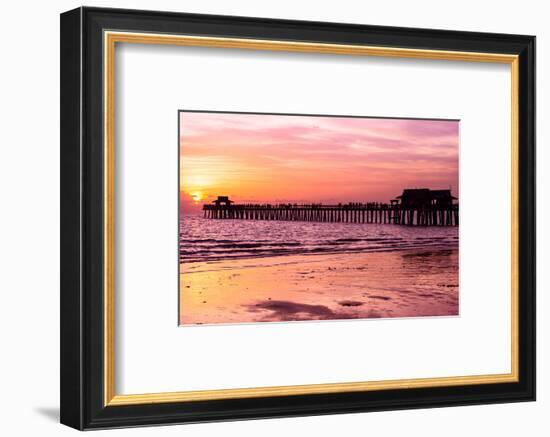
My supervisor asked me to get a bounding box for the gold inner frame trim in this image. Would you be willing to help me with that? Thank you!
[104,31,520,406]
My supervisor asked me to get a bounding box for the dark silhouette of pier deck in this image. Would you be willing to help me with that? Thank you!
[202,190,458,226]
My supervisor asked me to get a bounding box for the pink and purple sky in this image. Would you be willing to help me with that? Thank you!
[179,112,459,213]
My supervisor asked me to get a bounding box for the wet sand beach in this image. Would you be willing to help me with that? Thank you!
[179,247,458,325]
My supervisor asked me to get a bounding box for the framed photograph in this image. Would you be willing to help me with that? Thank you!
[60,7,535,430]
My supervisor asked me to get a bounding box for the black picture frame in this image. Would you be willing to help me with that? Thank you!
[60,6,535,430]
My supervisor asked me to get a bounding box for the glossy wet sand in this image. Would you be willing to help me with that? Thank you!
[179,247,458,325]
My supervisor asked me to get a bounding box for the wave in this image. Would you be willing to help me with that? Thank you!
[179,216,458,263]
[179,239,458,263]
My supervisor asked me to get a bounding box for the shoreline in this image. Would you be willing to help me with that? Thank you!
[179,247,459,325]
[179,242,459,271]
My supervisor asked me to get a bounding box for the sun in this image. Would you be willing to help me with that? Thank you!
[190,191,203,203]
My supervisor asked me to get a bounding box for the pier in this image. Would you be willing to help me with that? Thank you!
[202,190,458,226]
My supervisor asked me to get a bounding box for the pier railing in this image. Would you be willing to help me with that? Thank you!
[203,202,458,226]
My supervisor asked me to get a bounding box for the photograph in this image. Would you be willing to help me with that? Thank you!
[56,5,535,431]
[179,111,459,325]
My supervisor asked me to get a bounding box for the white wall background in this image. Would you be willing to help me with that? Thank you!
[0,0,546,435]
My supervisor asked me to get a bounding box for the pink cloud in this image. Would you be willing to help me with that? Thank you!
[179,112,459,204]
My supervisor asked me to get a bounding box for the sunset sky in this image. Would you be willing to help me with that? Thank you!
[179,111,459,213]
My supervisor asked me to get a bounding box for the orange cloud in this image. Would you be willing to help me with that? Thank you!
[179,112,459,208]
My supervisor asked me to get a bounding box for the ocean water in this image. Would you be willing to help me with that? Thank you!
[179,214,458,264]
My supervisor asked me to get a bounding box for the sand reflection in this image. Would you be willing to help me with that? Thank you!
[179,248,458,325]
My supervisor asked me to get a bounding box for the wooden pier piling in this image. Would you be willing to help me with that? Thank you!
[202,201,458,226]
[202,190,458,226]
